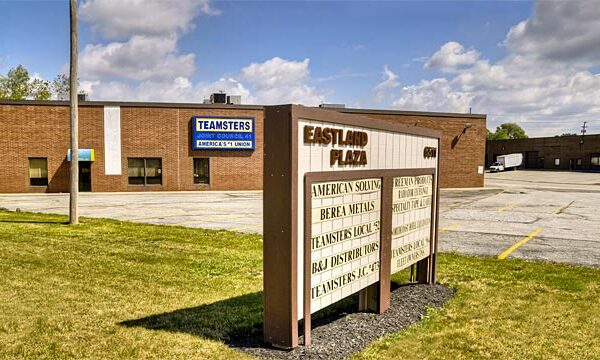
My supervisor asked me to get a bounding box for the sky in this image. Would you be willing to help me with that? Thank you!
[0,0,599,137]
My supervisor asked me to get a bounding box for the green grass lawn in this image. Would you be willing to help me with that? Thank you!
[1,210,599,359]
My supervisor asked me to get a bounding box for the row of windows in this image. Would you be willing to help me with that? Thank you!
[554,153,600,170]
[552,154,600,169]
[27,158,211,186]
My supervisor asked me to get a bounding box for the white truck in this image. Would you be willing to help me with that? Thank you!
[490,153,523,172]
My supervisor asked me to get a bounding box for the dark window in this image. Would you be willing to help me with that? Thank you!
[128,158,162,185]
[193,158,210,184]
[592,153,600,170]
[145,158,162,185]
[29,158,48,186]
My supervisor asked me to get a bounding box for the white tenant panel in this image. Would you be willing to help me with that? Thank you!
[310,179,381,313]
[103,106,122,175]
[390,175,433,274]
[296,119,439,319]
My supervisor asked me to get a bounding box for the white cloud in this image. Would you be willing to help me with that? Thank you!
[424,41,480,72]
[80,0,219,39]
[393,50,600,136]
[81,76,253,103]
[373,65,399,102]
[79,0,327,106]
[504,1,600,65]
[393,78,471,113]
[77,0,259,103]
[240,57,325,105]
[242,57,310,88]
[388,1,600,137]
[79,36,195,81]
[80,56,328,105]
[79,1,203,89]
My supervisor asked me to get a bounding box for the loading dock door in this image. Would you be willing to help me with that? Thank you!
[525,151,540,169]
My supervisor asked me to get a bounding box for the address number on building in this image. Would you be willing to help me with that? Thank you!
[423,146,437,159]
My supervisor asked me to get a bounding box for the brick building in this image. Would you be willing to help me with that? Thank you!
[334,108,487,188]
[0,100,486,193]
[486,135,600,171]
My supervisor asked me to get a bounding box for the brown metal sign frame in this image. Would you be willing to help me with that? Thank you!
[263,105,441,349]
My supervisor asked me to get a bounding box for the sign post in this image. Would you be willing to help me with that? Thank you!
[263,105,441,349]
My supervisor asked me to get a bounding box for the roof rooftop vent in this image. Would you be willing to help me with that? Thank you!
[319,103,345,109]
[227,95,241,105]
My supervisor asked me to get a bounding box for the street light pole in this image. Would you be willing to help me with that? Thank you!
[69,0,79,225]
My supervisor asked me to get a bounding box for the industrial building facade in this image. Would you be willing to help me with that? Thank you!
[0,100,486,193]
[486,135,600,171]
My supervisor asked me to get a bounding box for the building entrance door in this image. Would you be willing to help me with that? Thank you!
[525,151,540,169]
[79,161,92,192]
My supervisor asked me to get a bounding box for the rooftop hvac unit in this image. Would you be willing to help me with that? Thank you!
[210,92,227,104]
[227,95,241,105]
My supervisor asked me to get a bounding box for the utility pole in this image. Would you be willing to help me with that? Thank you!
[69,0,79,225]
[579,121,587,146]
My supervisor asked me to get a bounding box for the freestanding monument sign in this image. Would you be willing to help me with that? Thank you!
[263,105,441,349]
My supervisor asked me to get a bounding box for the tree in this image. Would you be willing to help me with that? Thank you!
[0,64,52,100]
[489,122,528,140]
[0,65,30,99]
[52,74,70,100]
[30,78,51,100]
[486,128,494,140]
[51,74,84,100]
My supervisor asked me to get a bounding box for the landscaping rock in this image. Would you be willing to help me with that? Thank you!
[235,283,455,359]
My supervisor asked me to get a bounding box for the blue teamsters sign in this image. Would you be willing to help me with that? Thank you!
[192,116,255,150]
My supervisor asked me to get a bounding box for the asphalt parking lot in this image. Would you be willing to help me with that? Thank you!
[440,170,600,267]
[0,191,263,233]
[1,170,599,267]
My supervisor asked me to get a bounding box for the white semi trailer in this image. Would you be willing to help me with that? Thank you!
[490,153,523,172]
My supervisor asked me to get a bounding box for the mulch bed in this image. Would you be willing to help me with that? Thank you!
[234,283,455,359]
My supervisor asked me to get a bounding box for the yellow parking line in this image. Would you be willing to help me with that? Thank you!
[498,228,542,260]
[498,202,518,212]
[440,224,460,232]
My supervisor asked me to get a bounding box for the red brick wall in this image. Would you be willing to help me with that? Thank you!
[1,104,69,193]
[0,102,483,192]
[0,103,263,193]
[342,112,486,188]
